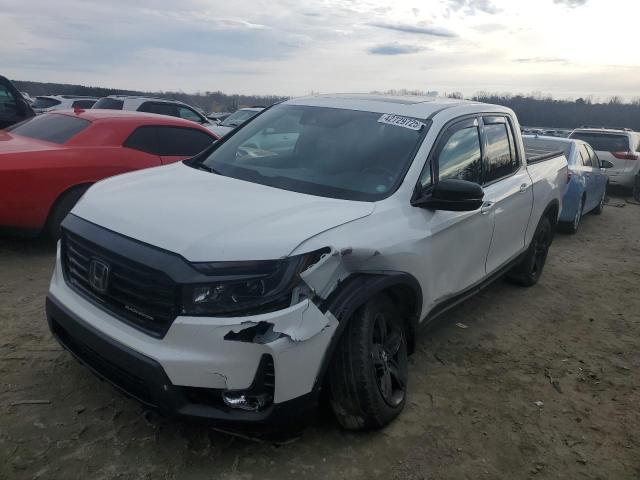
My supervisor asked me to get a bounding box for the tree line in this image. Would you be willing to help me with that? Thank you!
[471,93,640,130]
[12,80,640,129]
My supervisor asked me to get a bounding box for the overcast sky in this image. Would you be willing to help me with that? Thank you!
[1,0,638,100]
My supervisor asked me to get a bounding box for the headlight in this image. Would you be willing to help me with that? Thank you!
[181,248,329,316]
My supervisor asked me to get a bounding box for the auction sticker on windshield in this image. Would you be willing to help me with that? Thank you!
[377,114,425,131]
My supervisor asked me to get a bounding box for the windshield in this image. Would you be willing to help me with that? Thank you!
[221,109,260,127]
[6,113,90,144]
[32,97,61,109]
[197,105,427,201]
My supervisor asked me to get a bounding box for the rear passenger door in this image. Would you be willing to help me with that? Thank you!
[156,126,215,164]
[481,115,533,274]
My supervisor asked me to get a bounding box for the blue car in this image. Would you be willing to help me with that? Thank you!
[523,135,613,234]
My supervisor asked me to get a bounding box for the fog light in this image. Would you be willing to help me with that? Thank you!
[222,392,272,412]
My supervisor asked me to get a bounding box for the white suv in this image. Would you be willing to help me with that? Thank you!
[92,96,216,132]
[32,95,98,113]
[569,127,640,189]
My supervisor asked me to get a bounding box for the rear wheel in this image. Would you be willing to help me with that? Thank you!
[507,215,553,287]
[45,185,90,241]
[560,195,584,234]
[592,184,607,215]
[328,295,408,430]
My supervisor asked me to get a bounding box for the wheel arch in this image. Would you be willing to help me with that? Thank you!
[542,198,560,229]
[44,182,93,230]
[313,272,422,391]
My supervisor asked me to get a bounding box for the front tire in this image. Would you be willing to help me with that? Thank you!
[328,295,408,430]
[507,215,553,287]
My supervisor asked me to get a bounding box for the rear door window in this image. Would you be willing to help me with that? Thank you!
[123,126,159,155]
[482,116,519,184]
[584,144,599,168]
[6,113,90,144]
[157,127,214,156]
[570,132,630,152]
[139,102,179,118]
[579,144,592,166]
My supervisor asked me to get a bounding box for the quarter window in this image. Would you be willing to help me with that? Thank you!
[177,106,203,123]
[157,127,214,156]
[437,125,482,184]
[123,126,159,155]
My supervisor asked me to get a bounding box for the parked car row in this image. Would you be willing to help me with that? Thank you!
[0,73,636,435]
[20,89,264,138]
[0,109,218,238]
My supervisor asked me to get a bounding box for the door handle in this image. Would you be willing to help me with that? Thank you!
[519,183,530,193]
[481,201,495,215]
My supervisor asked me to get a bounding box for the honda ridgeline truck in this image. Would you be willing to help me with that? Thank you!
[47,95,568,431]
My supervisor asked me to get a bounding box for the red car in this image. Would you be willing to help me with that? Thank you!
[0,109,218,238]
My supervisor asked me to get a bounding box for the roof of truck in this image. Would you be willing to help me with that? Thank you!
[286,93,492,119]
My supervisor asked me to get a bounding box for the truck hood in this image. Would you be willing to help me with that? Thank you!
[72,162,375,261]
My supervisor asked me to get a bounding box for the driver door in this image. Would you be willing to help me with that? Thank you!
[415,117,495,307]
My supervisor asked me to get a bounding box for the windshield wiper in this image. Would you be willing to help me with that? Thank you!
[194,162,220,174]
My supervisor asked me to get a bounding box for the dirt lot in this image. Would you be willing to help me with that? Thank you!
[1,196,639,480]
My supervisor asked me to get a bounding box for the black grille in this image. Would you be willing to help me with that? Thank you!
[51,317,156,406]
[61,230,179,337]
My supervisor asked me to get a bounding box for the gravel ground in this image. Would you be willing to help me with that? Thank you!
[1,195,639,480]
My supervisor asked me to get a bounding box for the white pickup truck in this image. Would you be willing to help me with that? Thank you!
[46,94,568,433]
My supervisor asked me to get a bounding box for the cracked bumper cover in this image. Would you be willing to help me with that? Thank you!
[47,251,338,423]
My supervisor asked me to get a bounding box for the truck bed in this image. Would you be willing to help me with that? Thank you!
[524,145,565,165]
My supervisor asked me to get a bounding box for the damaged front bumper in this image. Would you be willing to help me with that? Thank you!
[47,252,338,425]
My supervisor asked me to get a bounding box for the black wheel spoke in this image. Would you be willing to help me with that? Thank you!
[371,344,385,367]
[388,359,406,389]
[384,330,402,356]
[374,314,387,345]
[379,370,392,400]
